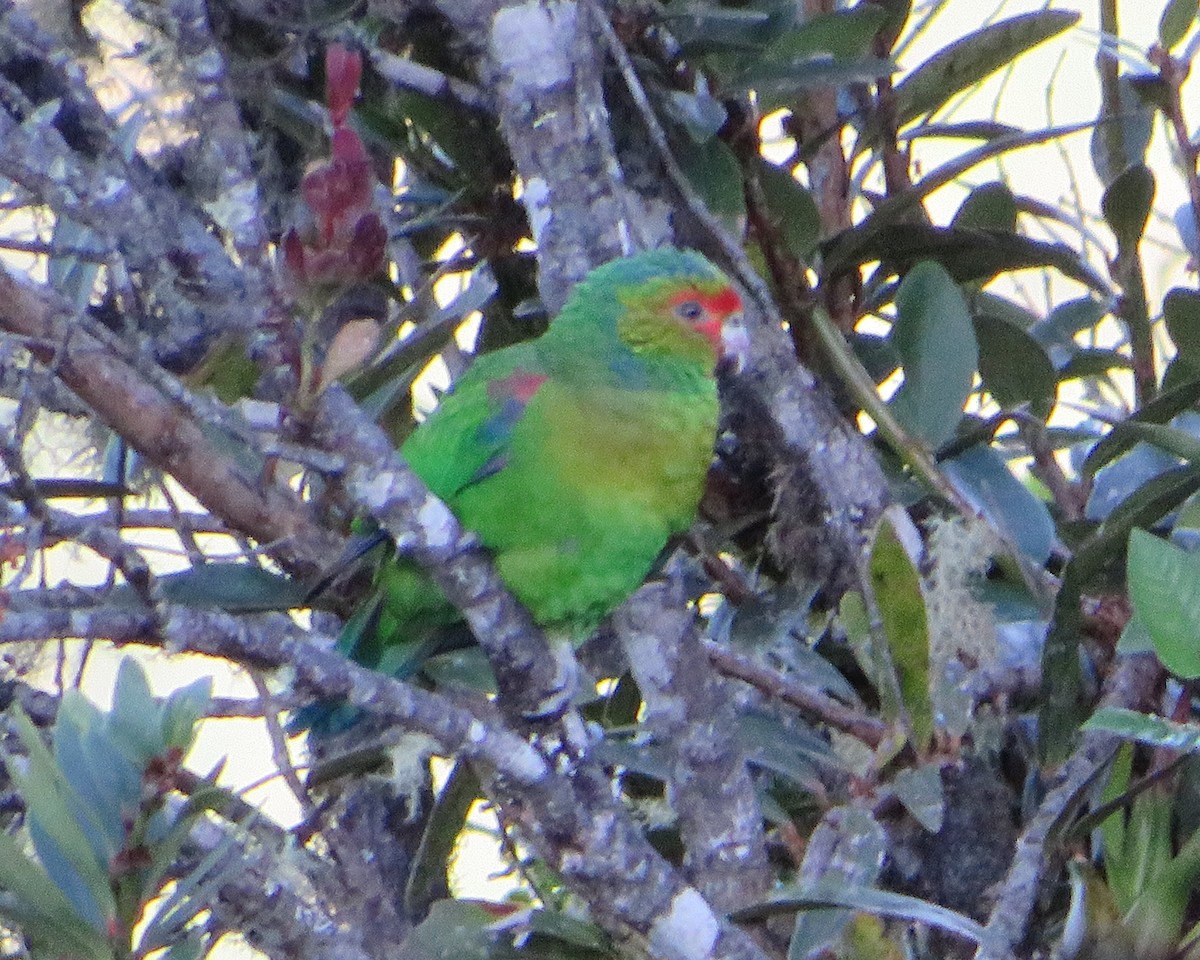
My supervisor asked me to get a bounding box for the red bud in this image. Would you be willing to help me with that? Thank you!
[325,44,362,127]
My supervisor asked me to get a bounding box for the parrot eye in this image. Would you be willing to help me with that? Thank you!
[675,301,704,322]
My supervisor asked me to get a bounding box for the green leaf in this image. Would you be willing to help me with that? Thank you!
[161,676,213,752]
[868,521,932,748]
[764,7,888,62]
[1085,707,1200,751]
[1031,297,1108,348]
[405,762,480,916]
[890,261,978,450]
[153,564,308,612]
[825,223,1110,293]
[943,445,1056,566]
[1165,288,1200,364]
[900,120,1022,141]
[738,883,984,944]
[1160,0,1199,49]
[1127,528,1200,678]
[6,710,117,932]
[676,138,745,234]
[731,55,896,98]
[1057,348,1132,382]
[952,182,1017,233]
[972,313,1056,413]
[1101,164,1155,251]
[893,11,1079,125]
[111,657,165,762]
[1091,75,1155,187]
[787,807,886,960]
[1083,379,1200,475]
[757,159,821,259]
[0,830,112,959]
[892,765,945,832]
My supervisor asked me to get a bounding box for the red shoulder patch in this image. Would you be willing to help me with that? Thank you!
[488,369,548,405]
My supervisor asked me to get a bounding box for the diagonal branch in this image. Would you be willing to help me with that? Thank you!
[0,264,339,579]
[0,604,773,960]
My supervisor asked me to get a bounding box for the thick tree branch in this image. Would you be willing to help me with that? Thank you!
[0,264,339,579]
[309,386,578,725]
[0,605,772,960]
[616,579,772,914]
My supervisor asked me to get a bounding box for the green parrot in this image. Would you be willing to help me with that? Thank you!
[331,248,748,686]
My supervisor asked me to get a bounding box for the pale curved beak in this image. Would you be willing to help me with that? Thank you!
[719,317,750,375]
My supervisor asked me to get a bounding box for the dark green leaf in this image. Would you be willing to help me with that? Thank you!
[155,564,308,612]
[952,182,1017,232]
[731,55,896,97]
[890,261,977,450]
[1159,0,1199,49]
[788,807,886,960]
[666,87,728,143]
[852,332,901,385]
[1101,164,1155,250]
[893,11,1079,125]
[972,313,1056,412]
[1088,444,1182,522]
[899,121,1021,141]
[1083,379,1200,476]
[970,291,1040,331]
[1127,528,1200,677]
[824,224,1109,293]
[944,445,1056,565]
[757,159,821,258]
[1030,296,1109,348]
[764,7,888,61]
[1091,75,1155,186]
[406,762,480,916]
[1165,288,1200,364]
[1057,347,1132,382]
[741,883,985,943]
[677,138,745,233]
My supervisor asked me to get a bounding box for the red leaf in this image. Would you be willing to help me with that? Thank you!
[325,44,362,127]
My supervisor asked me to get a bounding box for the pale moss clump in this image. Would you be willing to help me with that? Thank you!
[923,515,999,736]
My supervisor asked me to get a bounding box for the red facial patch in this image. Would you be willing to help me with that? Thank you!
[703,285,743,316]
[670,285,743,349]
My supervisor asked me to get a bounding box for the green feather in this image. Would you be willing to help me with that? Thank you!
[344,248,739,675]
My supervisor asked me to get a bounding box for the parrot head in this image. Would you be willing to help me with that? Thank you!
[562,248,749,375]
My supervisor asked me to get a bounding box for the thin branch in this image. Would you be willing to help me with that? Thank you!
[703,638,891,749]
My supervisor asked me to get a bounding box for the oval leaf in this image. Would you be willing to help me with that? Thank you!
[973,313,1056,413]
[894,11,1079,124]
[1127,528,1200,678]
[1165,288,1200,365]
[1159,0,1199,50]
[952,182,1017,232]
[1101,164,1155,251]
[890,261,978,450]
[944,445,1056,565]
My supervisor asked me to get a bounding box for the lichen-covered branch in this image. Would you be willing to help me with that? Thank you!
[0,264,339,579]
[975,652,1163,960]
[616,579,772,914]
[309,386,578,724]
